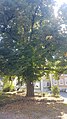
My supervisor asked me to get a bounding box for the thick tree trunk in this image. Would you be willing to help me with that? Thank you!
[26,80,34,97]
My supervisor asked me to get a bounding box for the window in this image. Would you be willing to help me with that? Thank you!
[53,79,58,85]
[59,79,64,85]
[47,82,50,87]
[65,77,67,85]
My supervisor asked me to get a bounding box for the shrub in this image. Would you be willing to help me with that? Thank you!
[3,76,15,92]
[51,85,60,97]
[3,82,15,92]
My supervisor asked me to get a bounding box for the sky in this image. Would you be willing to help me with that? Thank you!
[55,0,67,6]
[54,0,67,17]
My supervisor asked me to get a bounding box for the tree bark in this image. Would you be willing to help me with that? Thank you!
[26,80,34,97]
[9,76,11,81]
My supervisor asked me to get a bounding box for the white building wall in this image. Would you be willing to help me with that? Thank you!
[50,74,67,91]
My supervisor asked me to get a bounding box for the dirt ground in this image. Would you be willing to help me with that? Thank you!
[0,94,67,119]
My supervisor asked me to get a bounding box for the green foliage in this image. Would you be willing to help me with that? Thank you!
[3,76,15,92]
[51,85,60,97]
[0,0,57,78]
[3,83,15,92]
[53,72,59,80]
[0,0,67,78]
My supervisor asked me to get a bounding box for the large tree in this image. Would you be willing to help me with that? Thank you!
[0,0,67,96]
